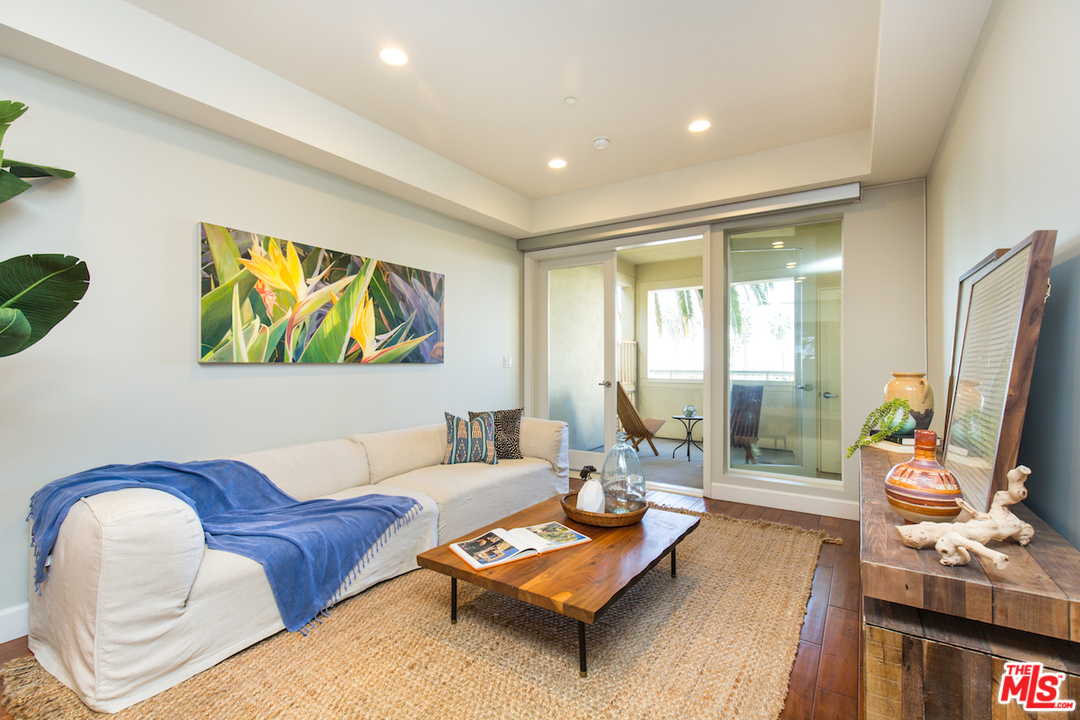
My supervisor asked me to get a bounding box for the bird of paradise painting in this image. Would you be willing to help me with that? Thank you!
[199,223,444,364]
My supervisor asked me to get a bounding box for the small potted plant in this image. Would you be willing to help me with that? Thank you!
[846,397,913,458]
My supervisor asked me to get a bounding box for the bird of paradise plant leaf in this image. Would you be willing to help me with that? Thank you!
[199,223,444,364]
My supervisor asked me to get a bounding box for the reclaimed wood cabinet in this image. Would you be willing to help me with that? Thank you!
[860,447,1080,719]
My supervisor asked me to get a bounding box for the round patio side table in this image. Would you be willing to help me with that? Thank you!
[671,415,703,461]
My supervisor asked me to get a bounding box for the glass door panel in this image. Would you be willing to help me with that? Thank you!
[728,221,842,480]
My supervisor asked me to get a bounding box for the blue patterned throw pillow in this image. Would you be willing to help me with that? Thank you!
[442,411,497,465]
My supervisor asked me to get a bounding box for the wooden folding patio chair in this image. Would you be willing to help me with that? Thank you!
[730,384,763,463]
[616,382,666,456]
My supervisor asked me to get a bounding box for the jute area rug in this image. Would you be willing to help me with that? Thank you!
[2,507,838,720]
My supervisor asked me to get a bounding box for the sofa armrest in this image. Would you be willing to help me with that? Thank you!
[30,488,206,702]
[519,417,569,479]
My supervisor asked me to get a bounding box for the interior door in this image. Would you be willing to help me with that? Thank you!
[533,253,617,471]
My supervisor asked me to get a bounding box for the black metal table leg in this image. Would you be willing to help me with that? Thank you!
[578,620,587,677]
[671,546,677,577]
[672,434,688,458]
[450,577,457,624]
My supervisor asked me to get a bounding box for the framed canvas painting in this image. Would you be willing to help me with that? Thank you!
[199,223,444,364]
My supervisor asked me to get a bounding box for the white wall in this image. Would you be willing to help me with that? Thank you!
[708,181,926,517]
[926,0,1080,547]
[0,58,523,640]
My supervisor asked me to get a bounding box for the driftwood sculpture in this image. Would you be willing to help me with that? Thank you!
[896,465,1035,569]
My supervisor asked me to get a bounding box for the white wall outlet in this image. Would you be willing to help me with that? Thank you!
[503,356,512,369]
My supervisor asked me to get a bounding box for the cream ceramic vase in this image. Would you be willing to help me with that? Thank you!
[885,372,935,430]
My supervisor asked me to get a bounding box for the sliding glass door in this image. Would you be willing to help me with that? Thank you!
[727,221,842,480]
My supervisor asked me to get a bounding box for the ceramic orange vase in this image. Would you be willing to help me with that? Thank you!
[884,429,962,523]
[885,372,935,430]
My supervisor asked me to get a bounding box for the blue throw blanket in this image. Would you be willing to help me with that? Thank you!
[28,460,420,632]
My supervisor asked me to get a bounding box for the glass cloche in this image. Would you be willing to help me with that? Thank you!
[601,431,646,513]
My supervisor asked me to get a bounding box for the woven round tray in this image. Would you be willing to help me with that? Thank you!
[561,492,648,527]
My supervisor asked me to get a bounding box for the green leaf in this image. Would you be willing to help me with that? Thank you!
[262,316,288,362]
[2,159,75,179]
[202,223,242,282]
[364,332,433,364]
[200,268,256,352]
[0,307,31,355]
[0,101,28,146]
[231,284,247,363]
[201,332,234,363]
[0,169,32,205]
[299,258,375,363]
[0,254,89,357]
[245,324,269,363]
[300,245,322,279]
[369,265,402,335]
[380,311,416,349]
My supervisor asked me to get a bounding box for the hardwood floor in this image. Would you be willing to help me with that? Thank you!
[0,492,860,720]
[641,488,861,720]
[0,636,29,720]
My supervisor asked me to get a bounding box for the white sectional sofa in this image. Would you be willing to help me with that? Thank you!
[28,417,569,713]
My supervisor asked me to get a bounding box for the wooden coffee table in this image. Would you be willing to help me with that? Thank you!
[416,495,699,676]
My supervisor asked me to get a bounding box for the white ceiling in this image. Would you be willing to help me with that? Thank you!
[618,238,704,267]
[0,0,993,239]
[124,0,879,201]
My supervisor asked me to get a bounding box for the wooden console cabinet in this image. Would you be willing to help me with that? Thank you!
[860,447,1080,719]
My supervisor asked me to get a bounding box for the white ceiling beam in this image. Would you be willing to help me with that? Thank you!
[868,0,992,183]
[529,130,872,236]
[0,0,534,237]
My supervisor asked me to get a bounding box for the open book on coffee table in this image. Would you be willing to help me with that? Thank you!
[449,521,591,570]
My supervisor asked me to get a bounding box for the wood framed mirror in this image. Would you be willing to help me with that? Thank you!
[941,230,1056,512]
[940,248,1008,445]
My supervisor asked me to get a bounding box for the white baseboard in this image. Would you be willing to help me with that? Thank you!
[708,481,860,521]
[646,481,704,498]
[0,603,28,644]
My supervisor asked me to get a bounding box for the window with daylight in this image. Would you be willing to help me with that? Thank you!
[646,286,704,380]
[729,277,796,382]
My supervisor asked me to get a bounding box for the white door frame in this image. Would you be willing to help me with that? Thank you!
[524,226,710,491]
[525,251,618,470]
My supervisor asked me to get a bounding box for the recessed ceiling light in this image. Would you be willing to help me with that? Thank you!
[797,276,807,280]
[380,48,408,66]
[772,241,785,248]
[786,262,797,268]
[548,159,567,169]
[565,97,577,105]
[795,280,803,284]
[689,120,711,133]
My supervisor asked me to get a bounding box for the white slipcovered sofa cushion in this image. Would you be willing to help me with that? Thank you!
[385,459,565,542]
[230,438,370,500]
